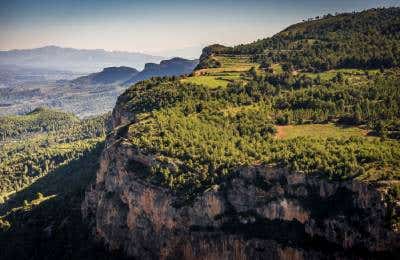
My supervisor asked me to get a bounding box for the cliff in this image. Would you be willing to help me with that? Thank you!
[81,9,400,258]
[82,106,400,259]
[124,57,198,85]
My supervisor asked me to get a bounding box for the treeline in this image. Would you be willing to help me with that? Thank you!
[121,70,400,134]
[201,8,400,72]
[0,107,78,140]
[239,70,400,131]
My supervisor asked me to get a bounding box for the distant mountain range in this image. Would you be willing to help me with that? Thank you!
[124,57,198,85]
[71,66,139,86]
[69,57,198,87]
[0,46,164,73]
[0,57,199,118]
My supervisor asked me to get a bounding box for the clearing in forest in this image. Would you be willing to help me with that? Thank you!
[275,123,372,140]
[182,55,259,88]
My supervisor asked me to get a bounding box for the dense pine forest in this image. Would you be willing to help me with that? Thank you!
[120,69,400,203]
[0,108,107,197]
[199,8,400,72]
[114,7,400,218]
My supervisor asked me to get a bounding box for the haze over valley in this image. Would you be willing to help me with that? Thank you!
[0,49,198,117]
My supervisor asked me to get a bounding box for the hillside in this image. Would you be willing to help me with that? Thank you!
[0,108,107,197]
[0,109,127,259]
[197,8,400,72]
[83,8,400,258]
[84,70,400,257]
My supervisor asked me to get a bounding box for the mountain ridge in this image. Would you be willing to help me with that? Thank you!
[197,7,400,72]
[68,57,198,87]
[124,57,198,85]
[0,46,164,73]
[71,66,139,86]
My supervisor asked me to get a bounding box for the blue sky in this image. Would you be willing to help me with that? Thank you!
[0,0,399,55]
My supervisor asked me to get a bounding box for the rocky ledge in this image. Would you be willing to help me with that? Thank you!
[82,127,399,259]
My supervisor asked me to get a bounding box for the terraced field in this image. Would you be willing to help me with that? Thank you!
[181,55,258,88]
[183,54,380,89]
[181,75,231,88]
[302,68,380,82]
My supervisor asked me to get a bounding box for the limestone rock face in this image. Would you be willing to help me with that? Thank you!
[82,107,399,259]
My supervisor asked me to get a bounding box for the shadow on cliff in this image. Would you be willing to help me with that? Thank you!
[0,141,130,260]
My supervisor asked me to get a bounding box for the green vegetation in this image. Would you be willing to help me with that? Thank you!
[0,107,79,140]
[0,109,127,259]
[183,54,258,88]
[275,124,371,140]
[201,8,400,72]
[303,68,379,81]
[213,55,259,72]
[181,75,231,88]
[271,63,283,74]
[0,109,108,200]
[117,66,400,202]
[0,141,128,259]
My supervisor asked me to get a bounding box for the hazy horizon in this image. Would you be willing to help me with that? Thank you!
[1,0,399,57]
[0,44,204,60]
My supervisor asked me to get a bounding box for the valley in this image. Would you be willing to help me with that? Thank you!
[0,57,198,118]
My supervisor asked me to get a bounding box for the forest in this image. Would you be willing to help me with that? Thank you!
[0,109,108,201]
[118,66,400,203]
[0,109,120,259]
[198,8,400,72]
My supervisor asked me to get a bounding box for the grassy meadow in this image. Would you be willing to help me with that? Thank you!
[275,123,372,140]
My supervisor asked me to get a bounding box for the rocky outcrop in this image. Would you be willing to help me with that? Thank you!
[194,44,230,70]
[82,99,400,259]
[82,127,399,259]
[124,57,198,85]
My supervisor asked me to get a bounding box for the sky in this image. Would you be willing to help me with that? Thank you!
[0,0,399,56]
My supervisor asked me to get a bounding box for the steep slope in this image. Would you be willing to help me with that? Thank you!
[0,111,130,259]
[83,72,400,258]
[0,108,107,197]
[71,66,139,86]
[83,8,400,259]
[197,8,400,72]
[0,46,163,73]
[124,57,198,85]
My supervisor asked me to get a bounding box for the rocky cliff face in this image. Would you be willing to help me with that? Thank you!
[82,109,400,259]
